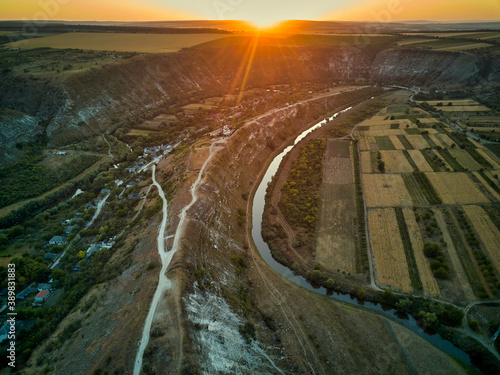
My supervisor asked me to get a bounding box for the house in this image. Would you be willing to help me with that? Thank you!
[125,167,137,174]
[37,283,52,291]
[86,244,101,255]
[34,290,50,302]
[126,183,135,189]
[100,189,111,195]
[127,193,139,200]
[49,236,67,246]
[17,285,37,299]
[44,253,58,260]
[65,226,76,234]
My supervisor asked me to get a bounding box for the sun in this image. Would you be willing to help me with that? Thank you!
[245,16,284,30]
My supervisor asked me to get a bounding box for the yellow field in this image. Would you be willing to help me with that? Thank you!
[486,171,500,187]
[7,32,229,53]
[472,172,500,201]
[389,135,405,150]
[449,149,482,171]
[428,135,445,149]
[361,152,372,173]
[380,151,413,173]
[368,208,413,293]
[440,105,491,112]
[425,172,489,204]
[418,118,441,124]
[463,205,500,272]
[408,150,433,172]
[406,135,429,150]
[362,174,413,207]
[397,38,433,46]
[358,115,388,125]
[437,134,456,147]
[480,149,500,169]
[359,138,371,151]
[402,208,440,297]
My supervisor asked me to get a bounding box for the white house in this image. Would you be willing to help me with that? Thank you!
[49,236,67,246]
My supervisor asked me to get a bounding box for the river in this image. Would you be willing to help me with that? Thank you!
[250,107,473,366]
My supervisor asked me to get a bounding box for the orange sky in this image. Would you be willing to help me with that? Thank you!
[322,0,500,22]
[1,0,499,23]
[1,0,200,22]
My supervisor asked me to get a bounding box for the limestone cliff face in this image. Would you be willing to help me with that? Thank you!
[370,49,482,86]
[0,44,497,160]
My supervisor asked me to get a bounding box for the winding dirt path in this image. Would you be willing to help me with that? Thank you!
[134,141,225,374]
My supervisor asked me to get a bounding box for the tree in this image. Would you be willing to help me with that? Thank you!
[419,311,438,329]
[357,287,367,299]
[396,298,412,312]
[325,278,336,290]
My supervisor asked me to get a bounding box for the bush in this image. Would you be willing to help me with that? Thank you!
[423,243,440,258]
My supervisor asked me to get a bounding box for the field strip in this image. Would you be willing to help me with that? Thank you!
[406,135,429,150]
[359,138,370,151]
[363,174,413,207]
[364,129,408,137]
[478,149,500,169]
[408,150,433,172]
[389,135,406,150]
[425,172,489,204]
[380,150,413,173]
[431,150,452,170]
[402,208,440,297]
[439,105,491,111]
[436,134,456,147]
[449,149,482,171]
[428,135,444,149]
[463,205,500,273]
[361,152,372,173]
[368,208,413,293]
[433,209,476,301]
[418,118,441,124]
[472,172,500,201]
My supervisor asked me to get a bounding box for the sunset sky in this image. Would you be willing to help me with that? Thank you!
[1,0,500,26]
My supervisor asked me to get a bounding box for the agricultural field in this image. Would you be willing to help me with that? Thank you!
[368,208,413,293]
[379,150,413,173]
[362,174,413,207]
[402,208,440,297]
[463,205,500,272]
[425,172,489,204]
[316,140,358,275]
[126,128,155,137]
[449,149,483,170]
[402,39,494,51]
[7,32,229,53]
[407,150,433,172]
[345,98,500,304]
[406,134,430,149]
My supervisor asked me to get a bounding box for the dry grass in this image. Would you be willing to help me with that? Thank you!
[438,43,494,52]
[368,208,413,293]
[402,208,440,297]
[449,149,483,171]
[362,174,413,207]
[389,135,406,150]
[361,152,372,173]
[406,135,430,150]
[7,32,229,53]
[408,150,433,172]
[380,150,413,173]
[425,172,489,204]
[463,205,500,273]
[126,129,153,136]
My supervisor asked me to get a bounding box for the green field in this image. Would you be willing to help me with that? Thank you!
[7,32,229,53]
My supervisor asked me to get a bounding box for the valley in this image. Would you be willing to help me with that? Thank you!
[0,19,499,375]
